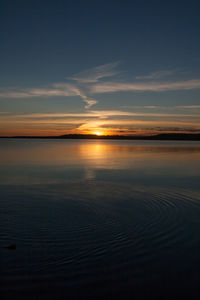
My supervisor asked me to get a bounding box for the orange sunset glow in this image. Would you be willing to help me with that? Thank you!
[1,110,200,137]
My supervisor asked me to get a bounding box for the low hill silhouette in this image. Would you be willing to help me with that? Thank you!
[1,133,200,141]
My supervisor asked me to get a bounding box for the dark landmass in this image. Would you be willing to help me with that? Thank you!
[1,133,200,141]
[2,243,16,250]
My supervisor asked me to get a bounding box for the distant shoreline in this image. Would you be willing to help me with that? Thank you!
[0,133,200,141]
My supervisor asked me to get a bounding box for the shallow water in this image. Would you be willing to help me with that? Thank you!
[0,139,200,299]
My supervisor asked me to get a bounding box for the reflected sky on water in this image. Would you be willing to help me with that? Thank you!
[0,139,200,189]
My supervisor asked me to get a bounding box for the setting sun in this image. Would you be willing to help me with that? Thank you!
[93,131,104,136]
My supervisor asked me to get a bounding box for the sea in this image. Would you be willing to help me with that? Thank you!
[0,139,200,299]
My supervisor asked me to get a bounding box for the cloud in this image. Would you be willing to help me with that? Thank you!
[1,63,200,110]
[122,105,200,109]
[2,78,200,101]
[68,62,120,108]
[80,96,98,109]
[90,79,200,94]
[1,110,199,124]
[0,62,121,109]
[1,110,199,120]
[136,70,177,80]
[69,61,120,83]
[52,62,120,108]
[0,86,77,98]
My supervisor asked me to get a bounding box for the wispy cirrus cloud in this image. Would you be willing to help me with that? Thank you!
[122,105,200,109]
[0,62,121,109]
[1,110,200,121]
[90,79,200,94]
[68,61,120,108]
[1,62,200,109]
[0,86,77,98]
[69,61,120,83]
[135,69,177,80]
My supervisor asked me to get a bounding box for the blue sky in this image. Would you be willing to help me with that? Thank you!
[1,0,200,135]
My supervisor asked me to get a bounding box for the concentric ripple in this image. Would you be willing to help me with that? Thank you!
[1,182,200,281]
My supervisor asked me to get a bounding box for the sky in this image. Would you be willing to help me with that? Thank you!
[1,0,200,136]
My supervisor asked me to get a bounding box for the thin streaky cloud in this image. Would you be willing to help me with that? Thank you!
[176,105,200,109]
[68,62,120,108]
[77,119,200,131]
[1,63,200,111]
[122,105,200,109]
[0,88,77,98]
[91,79,200,94]
[1,112,200,132]
[2,78,200,100]
[69,61,120,83]
[136,70,177,80]
[81,97,98,109]
[1,110,200,120]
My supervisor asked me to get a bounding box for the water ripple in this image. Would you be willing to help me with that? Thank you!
[1,183,200,297]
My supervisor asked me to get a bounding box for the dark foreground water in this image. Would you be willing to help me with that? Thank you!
[0,139,200,299]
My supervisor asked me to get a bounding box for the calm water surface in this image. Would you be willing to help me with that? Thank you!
[0,139,200,299]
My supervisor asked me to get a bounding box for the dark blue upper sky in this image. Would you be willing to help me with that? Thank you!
[1,0,200,83]
[1,0,200,135]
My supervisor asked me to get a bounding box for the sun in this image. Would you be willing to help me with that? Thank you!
[93,131,104,136]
